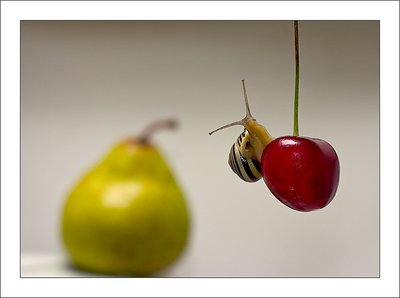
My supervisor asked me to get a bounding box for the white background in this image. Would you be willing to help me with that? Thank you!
[2,1,399,297]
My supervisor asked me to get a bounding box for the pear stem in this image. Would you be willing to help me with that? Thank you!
[137,118,178,144]
[293,20,300,137]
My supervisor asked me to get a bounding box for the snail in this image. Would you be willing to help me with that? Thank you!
[209,80,274,182]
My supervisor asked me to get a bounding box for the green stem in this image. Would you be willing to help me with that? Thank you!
[293,20,300,137]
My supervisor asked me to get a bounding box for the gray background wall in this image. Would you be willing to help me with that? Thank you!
[21,21,379,276]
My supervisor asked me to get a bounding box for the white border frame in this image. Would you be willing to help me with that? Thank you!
[1,1,399,297]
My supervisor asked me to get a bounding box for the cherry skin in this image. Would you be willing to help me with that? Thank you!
[261,136,340,212]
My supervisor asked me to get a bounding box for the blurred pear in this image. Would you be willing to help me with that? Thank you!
[61,119,190,276]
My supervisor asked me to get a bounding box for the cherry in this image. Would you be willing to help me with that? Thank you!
[261,21,340,211]
[261,136,340,211]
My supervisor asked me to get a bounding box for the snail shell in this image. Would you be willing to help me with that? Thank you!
[228,129,262,182]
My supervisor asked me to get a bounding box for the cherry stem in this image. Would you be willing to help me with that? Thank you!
[293,20,300,137]
[137,118,178,144]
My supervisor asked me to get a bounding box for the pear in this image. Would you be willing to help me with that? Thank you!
[61,119,190,276]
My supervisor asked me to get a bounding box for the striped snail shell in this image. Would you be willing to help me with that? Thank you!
[228,129,262,182]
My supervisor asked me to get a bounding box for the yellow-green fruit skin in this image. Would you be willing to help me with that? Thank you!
[61,141,190,276]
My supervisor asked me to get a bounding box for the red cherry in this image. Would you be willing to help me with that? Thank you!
[261,136,340,211]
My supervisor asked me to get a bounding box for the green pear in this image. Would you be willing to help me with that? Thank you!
[61,119,190,276]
